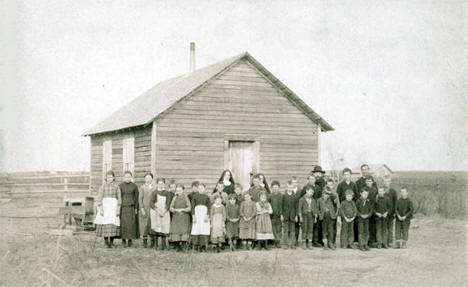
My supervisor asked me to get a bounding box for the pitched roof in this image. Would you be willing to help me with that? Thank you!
[352,164,394,174]
[83,52,334,136]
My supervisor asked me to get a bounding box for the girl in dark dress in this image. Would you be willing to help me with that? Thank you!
[215,169,235,195]
[119,171,139,247]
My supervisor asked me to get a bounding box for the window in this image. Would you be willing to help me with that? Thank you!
[122,137,135,174]
[102,139,112,181]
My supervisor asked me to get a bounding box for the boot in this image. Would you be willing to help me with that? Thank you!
[330,243,336,250]
[143,238,148,248]
[104,238,111,248]
[350,243,358,249]
[377,243,381,249]
[275,240,280,248]
[364,244,370,251]
[402,241,407,249]
[150,237,156,249]
[302,241,307,250]
[394,241,400,249]
[307,240,313,249]
[128,240,132,248]
[109,237,115,248]
[122,239,127,248]
[323,239,328,250]
[264,241,270,250]
[247,241,253,250]
[382,243,388,249]
[242,241,247,250]
[228,239,235,251]
[161,237,167,250]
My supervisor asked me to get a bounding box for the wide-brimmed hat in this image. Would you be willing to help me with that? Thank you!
[312,166,325,174]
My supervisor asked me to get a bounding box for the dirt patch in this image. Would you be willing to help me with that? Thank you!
[0,216,466,287]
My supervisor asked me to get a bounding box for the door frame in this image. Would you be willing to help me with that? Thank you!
[223,135,260,174]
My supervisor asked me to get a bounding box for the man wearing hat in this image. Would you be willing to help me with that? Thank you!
[313,166,326,190]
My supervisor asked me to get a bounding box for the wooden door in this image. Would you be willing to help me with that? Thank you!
[229,141,256,191]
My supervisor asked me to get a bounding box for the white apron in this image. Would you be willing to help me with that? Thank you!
[150,194,170,234]
[93,197,120,226]
[191,205,210,235]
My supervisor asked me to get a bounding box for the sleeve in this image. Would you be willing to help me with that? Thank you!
[222,206,227,221]
[150,192,157,210]
[395,200,402,217]
[312,199,318,216]
[210,205,214,221]
[367,201,374,216]
[339,203,345,218]
[165,192,172,211]
[255,202,262,215]
[352,202,358,218]
[356,201,362,217]
[266,203,273,215]
[138,186,144,210]
[406,200,414,218]
[240,202,245,217]
[134,185,139,211]
[169,196,177,213]
[336,183,343,202]
[297,198,303,216]
[184,196,191,213]
[117,186,122,206]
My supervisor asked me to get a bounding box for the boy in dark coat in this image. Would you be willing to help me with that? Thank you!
[336,168,359,203]
[364,176,378,247]
[395,186,413,249]
[339,189,357,249]
[269,180,283,248]
[383,176,398,247]
[282,181,298,249]
[298,185,317,249]
[356,188,373,251]
[374,187,391,248]
[318,188,337,250]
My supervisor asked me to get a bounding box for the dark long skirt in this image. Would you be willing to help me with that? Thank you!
[120,205,139,239]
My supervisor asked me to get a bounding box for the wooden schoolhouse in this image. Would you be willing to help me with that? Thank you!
[83,44,334,192]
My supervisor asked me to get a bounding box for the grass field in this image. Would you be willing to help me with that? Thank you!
[0,215,466,287]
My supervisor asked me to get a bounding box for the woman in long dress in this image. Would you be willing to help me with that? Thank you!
[94,170,121,248]
[139,172,156,248]
[119,171,139,247]
[169,184,192,252]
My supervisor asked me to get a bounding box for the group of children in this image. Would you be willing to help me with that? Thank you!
[94,164,414,252]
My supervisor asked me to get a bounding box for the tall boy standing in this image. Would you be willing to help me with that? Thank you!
[383,176,397,247]
[374,187,391,249]
[356,188,373,251]
[269,181,283,248]
[339,189,357,249]
[282,181,298,249]
[395,186,413,249]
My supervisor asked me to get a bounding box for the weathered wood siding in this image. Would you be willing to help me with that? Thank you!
[155,59,319,189]
[134,126,152,186]
[89,125,152,192]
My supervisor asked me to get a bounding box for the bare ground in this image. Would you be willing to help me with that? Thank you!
[0,215,466,287]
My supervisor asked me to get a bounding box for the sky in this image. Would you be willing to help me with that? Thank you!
[1,0,466,172]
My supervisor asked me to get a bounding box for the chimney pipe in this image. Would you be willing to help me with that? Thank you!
[189,42,196,73]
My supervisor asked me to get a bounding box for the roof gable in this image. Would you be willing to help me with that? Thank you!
[83,52,333,136]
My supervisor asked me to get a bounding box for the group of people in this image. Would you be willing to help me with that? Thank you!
[93,164,414,252]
